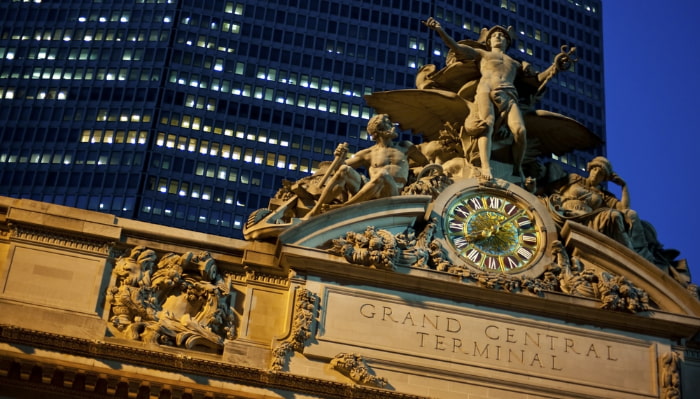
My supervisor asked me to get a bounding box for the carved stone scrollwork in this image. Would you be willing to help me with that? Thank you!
[329,353,387,388]
[106,246,236,352]
[270,288,317,371]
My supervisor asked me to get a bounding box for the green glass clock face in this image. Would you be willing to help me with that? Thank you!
[445,192,541,273]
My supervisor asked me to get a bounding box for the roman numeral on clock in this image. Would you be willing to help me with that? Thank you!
[468,197,483,210]
[466,248,482,264]
[517,247,533,260]
[453,237,469,249]
[448,220,464,232]
[484,256,499,270]
[487,196,502,209]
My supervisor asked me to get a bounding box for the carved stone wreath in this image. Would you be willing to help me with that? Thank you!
[106,246,236,352]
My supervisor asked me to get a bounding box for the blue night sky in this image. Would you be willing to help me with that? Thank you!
[602,2,699,282]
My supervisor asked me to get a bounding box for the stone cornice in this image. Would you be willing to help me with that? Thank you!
[9,224,113,255]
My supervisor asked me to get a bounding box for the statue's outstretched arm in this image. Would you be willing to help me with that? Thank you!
[423,17,479,60]
[535,44,578,94]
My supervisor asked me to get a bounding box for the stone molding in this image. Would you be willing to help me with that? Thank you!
[9,224,113,255]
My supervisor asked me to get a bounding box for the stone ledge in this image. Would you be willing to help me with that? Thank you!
[0,325,428,399]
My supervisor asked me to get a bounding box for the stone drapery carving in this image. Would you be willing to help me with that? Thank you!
[106,246,236,352]
[270,287,317,371]
[329,353,388,388]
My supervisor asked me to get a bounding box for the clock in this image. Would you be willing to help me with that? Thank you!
[445,191,540,273]
[429,178,557,277]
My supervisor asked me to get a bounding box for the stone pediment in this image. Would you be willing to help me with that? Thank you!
[265,178,700,331]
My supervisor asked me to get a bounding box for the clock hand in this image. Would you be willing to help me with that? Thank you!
[493,209,526,232]
[463,225,496,242]
[463,210,526,243]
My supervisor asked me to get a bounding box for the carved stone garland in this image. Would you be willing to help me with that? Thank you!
[270,287,318,371]
[328,226,650,313]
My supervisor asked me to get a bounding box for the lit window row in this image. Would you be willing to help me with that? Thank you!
[34,195,136,215]
[500,0,518,12]
[224,2,244,15]
[551,153,587,171]
[150,153,277,194]
[154,129,317,174]
[94,109,152,123]
[0,87,66,100]
[178,32,236,54]
[1,152,72,164]
[253,66,368,99]
[169,62,371,99]
[180,15,240,35]
[169,70,373,120]
[0,151,143,167]
[4,27,170,43]
[149,175,251,200]
[0,65,159,82]
[159,116,343,157]
[140,198,244,230]
[79,130,149,145]
[570,1,598,13]
[73,11,174,25]
[146,175,264,210]
[0,46,166,63]
[160,106,368,152]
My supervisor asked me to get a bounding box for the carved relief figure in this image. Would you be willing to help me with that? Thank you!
[306,114,428,217]
[106,248,236,352]
[107,246,158,329]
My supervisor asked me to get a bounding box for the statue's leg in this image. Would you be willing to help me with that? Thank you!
[307,166,361,216]
[345,170,394,205]
[508,106,527,182]
[474,92,495,180]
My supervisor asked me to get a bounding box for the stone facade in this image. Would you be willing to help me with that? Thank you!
[0,190,699,398]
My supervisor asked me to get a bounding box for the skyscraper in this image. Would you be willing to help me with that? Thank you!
[0,0,604,239]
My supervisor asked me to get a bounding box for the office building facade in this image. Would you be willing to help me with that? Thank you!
[0,0,604,239]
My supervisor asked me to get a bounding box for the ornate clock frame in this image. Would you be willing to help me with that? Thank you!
[427,178,559,278]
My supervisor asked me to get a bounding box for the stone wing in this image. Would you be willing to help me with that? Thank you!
[364,89,470,141]
[523,110,603,156]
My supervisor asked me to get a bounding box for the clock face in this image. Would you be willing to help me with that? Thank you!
[444,191,541,273]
